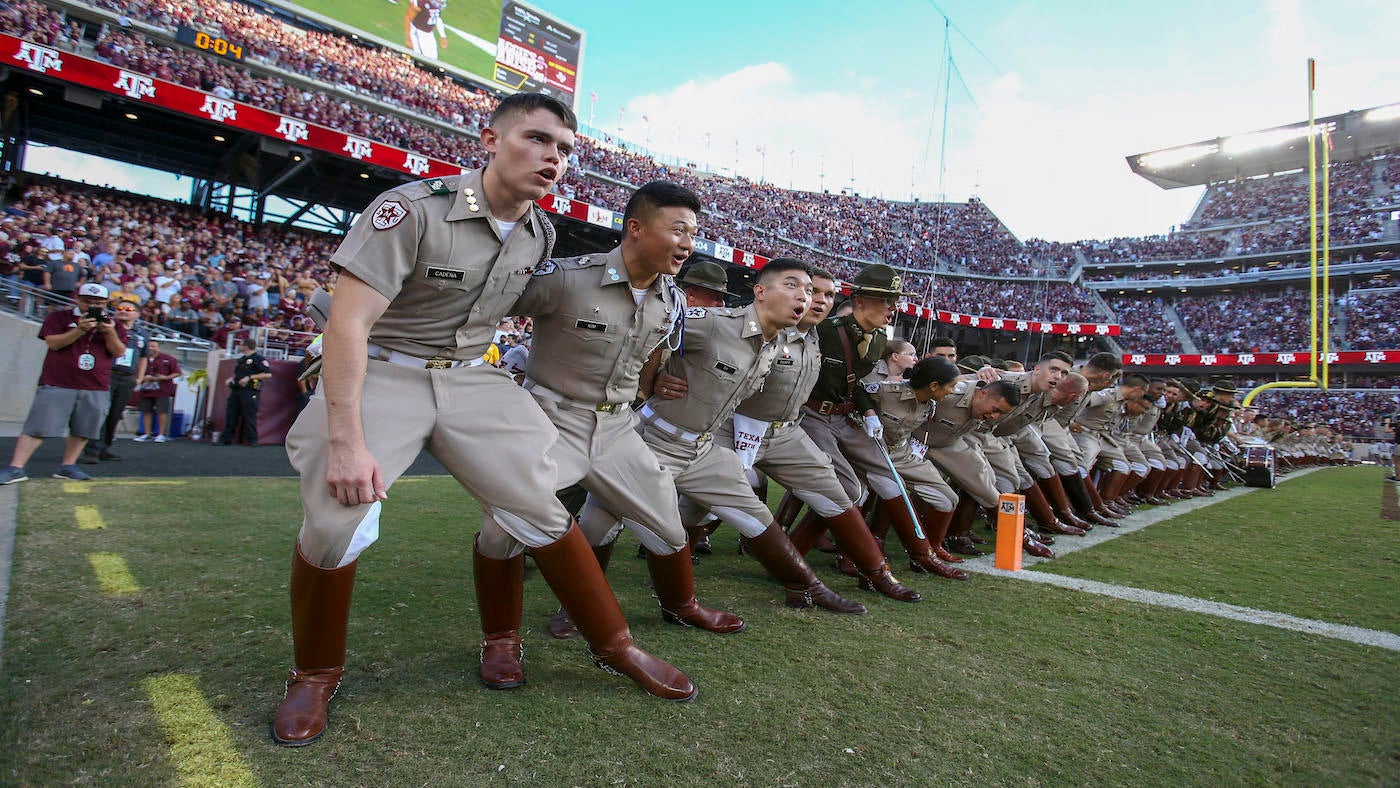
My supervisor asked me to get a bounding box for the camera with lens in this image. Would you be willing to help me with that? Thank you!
[87,306,110,322]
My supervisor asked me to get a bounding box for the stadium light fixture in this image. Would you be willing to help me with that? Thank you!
[1221,122,1334,155]
[213,135,226,142]
[1365,103,1400,123]
[1137,144,1217,169]
[27,87,43,96]
[124,112,138,120]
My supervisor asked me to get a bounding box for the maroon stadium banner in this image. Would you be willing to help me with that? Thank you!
[2,35,464,180]
[5,34,1121,338]
[1123,350,1400,367]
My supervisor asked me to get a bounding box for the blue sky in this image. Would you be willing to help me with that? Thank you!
[27,0,1398,243]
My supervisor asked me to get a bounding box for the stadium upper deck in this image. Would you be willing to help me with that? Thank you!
[3,0,1399,366]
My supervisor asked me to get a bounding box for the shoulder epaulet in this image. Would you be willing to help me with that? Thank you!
[685,306,709,319]
[952,380,971,396]
[408,176,459,200]
[707,306,745,319]
[558,254,607,270]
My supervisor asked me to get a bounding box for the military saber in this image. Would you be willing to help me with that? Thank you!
[873,435,925,540]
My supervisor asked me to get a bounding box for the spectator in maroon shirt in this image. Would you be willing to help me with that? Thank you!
[134,339,181,442]
[2,283,128,484]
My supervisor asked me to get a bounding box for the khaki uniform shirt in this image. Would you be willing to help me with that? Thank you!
[925,379,988,448]
[1074,388,1125,433]
[643,303,778,435]
[736,328,820,423]
[988,371,1051,437]
[511,246,680,403]
[330,168,552,361]
[1123,400,1162,438]
[866,379,934,449]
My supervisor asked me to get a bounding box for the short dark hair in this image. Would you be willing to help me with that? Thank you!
[984,380,1022,407]
[906,356,960,389]
[1122,373,1149,388]
[489,92,578,132]
[623,181,702,226]
[1038,350,1073,366]
[757,257,810,284]
[931,335,956,349]
[240,338,257,351]
[809,267,835,282]
[1086,352,1123,372]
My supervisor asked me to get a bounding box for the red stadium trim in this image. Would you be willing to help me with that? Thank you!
[1123,350,1400,367]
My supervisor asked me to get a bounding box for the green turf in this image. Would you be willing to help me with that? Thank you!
[285,0,502,79]
[1,477,1397,784]
[1033,466,1400,633]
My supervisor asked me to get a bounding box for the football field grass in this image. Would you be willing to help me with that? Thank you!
[0,470,1396,784]
[282,0,502,78]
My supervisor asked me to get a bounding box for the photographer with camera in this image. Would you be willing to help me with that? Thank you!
[214,337,270,447]
[1,283,128,484]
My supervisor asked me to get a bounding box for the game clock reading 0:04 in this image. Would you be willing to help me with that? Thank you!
[175,25,244,61]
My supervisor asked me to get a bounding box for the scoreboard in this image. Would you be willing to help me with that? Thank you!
[492,1,583,107]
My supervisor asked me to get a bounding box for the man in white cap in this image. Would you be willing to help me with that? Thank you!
[1,283,128,484]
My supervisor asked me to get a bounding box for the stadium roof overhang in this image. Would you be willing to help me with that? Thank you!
[2,67,414,213]
[1126,102,1400,189]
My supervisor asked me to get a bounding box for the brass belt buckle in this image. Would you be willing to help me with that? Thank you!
[819,402,834,415]
[596,402,620,414]
[424,357,454,370]
[771,420,787,430]
[698,433,712,443]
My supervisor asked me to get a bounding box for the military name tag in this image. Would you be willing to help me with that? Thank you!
[575,319,608,332]
[776,358,795,366]
[426,267,465,281]
[715,361,738,374]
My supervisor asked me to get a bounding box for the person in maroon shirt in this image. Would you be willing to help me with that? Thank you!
[134,339,181,443]
[2,283,128,484]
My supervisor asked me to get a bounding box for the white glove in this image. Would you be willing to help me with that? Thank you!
[863,414,884,440]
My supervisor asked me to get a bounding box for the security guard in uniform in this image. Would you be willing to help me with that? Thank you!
[511,182,744,646]
[272,94,693,748]
[216,338,271,446]
[586,258,866,614]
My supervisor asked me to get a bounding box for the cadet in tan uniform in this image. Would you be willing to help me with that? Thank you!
[504,182,743,664]
[586,259,866,614]
[675,267,920,601]
[1042,353,1124,526]
[272,95,693,748]
[854,356,971,579]
[921,378,1028,555]
[978,352,1088,539]
[1072,373,1147,508]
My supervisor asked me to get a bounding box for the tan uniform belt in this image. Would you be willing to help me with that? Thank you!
[367,342,485,370]
[523,379,628,414]
[638,403,711,443]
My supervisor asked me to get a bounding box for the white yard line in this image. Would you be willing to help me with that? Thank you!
[960,467,1400,652]
[0,485,15,667]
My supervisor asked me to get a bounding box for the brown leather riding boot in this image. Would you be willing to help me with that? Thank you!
[787,508,825,556]
[943,496,983,555]
[1083,475,1123,523]
[1101,471,1130,508]
[533,525,696,701]
[1023,482,1086,536]
[546,541,614,640]
[823,506,920,600]
[741,522,867,614]
[646,545,747,633]
[473,536,525,690]
[1039,476,1094,531]
[271,545,356,747]
[774,490,805,532]
[687,524,713,555]
[880,497,966,580]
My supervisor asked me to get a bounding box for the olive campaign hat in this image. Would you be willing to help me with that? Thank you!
[850,263,906,298]
[678,261,730,295]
